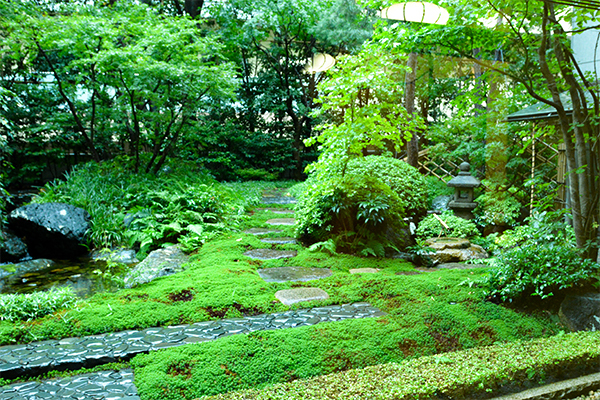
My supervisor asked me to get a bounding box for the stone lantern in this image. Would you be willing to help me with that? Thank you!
[447,162,480,220]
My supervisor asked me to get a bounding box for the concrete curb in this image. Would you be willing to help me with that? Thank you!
[491,372,600,400]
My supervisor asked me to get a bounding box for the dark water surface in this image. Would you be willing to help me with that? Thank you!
[0,257,132,298]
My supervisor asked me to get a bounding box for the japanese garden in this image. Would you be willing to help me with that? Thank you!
[1,0,600,398]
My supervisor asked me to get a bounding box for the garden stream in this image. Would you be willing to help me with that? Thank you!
[0,257,131,298]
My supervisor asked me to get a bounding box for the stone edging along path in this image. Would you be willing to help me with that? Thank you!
[0,303,385,381]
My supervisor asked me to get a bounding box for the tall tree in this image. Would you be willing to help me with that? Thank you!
[2,2,238,174]
[210,0,372,178]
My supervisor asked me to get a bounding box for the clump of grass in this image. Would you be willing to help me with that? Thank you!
[0,287,79,322]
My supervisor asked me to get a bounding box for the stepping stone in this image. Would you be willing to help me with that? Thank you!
[266,218,296,226]
[258,267,332,283]
[437,262,488,270]
[275,288,329,306]
[244,249,297,260]
[260,237,297,244]
[349,268,380,274]
[261,196,297,205]
[256,208,295,214]
[243,228,283,236]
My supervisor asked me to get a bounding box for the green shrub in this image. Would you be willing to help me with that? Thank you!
[415,211,480,240]
[296,174,409,256]
[485,211,599,302]
[345,156,428,219]
[486,243,599,302]
[0,287,79,322]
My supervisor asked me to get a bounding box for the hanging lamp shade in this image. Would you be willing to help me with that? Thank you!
[379,2,449,25]
[304,53,336,73]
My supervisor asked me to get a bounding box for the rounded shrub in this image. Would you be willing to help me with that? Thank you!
[415,211,480,240]
[485,210,599,302]
[345,156,428,220]
[296,174,409,257]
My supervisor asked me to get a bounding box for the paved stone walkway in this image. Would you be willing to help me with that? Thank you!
[0,303,384,381]
[1,190,383,398]
[0,369,139,400]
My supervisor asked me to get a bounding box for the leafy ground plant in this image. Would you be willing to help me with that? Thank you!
[415,211,480,240]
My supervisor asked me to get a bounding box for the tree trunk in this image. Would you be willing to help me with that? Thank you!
[405,52,419,168]
[184,0,204,18]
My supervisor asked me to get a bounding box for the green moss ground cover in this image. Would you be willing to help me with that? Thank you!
[205,331,600,400]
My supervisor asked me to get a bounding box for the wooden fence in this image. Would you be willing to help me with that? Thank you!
[415,137,567,209]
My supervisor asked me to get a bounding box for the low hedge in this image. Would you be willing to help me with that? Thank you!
[206,331,600,400]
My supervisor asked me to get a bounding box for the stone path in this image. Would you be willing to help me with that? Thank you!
[0,369,139,400]
[0,303,384,381]
[0,190,386,398]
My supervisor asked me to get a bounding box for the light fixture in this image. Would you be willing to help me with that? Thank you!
[304,53,336,73]
[379,2,449,25]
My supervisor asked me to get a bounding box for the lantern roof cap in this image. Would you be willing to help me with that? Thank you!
[447,162,481,188]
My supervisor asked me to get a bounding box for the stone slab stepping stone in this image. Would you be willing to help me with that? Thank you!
[243,228,283,236]
[258,267,332,283]
[244,249,297,260]
[260,237,297,244]
[437,262,488,270]
[261,196,297,205]
[266,218,296,226]
[349,268,380,274]
[275,288,329,306]
[256,208,295,214]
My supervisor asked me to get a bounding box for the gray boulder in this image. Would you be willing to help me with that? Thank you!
[8,203,90,259]
[124,246,188,288]
[559,293,600,332]
[1,230,29,262]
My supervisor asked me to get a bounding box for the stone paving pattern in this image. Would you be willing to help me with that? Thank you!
[0,369,139,400]
[0,303,384,380]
